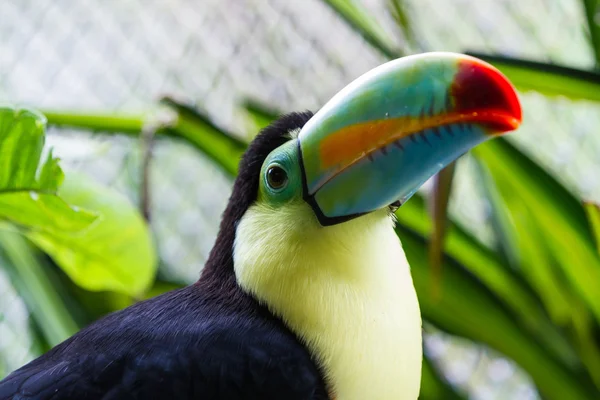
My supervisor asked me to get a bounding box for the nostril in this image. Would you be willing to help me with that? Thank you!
[389,200,402,212]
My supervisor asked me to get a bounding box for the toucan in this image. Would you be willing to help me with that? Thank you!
[0,52,521,400]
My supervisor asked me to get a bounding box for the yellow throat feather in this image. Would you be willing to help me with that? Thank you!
[233,201,422,400]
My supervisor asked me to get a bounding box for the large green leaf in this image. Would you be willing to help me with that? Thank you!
[395,194,578,367]
[475,160,600,386]
[399,226,594,400]
[0,107,98,233]
[474,161,577,326]
[26,173,157,297]
[584,202,600,254]
[465,52,600,102]
[473,139,600,325]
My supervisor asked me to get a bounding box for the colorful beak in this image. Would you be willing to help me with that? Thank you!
[298,52,522,226]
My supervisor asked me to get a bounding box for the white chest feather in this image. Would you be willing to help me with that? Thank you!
[234,204,423,400]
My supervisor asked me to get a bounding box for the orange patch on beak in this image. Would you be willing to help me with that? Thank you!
[318,111,519,170]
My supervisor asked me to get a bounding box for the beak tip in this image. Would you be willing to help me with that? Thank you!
[452,56,523,133]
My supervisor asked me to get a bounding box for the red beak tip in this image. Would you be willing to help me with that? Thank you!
[452,57,522,132]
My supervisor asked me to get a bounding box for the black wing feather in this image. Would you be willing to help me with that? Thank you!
[0,285,328,400]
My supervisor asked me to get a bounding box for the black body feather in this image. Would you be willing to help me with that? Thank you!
[0,112,329,400]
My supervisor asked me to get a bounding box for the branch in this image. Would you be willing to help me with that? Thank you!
[138,110,178,222]
[41,102,247,178]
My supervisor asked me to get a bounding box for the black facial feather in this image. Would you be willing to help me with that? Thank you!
[197,111,314,303]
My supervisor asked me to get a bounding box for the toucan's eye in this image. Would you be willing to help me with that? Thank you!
[266,165,288,190]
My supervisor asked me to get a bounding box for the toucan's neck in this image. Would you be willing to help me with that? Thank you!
[231,203,409,323]
[232,203,423,399]
[198,114,314,293]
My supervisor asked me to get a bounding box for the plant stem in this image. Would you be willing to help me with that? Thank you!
[43,111,146,134]
[41,108,246,177]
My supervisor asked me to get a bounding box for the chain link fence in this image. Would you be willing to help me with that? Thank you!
[1,0,599,398]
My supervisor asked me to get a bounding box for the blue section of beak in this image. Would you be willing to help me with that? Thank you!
[312,124,486,220]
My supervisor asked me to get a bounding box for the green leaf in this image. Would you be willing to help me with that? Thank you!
[582,0,600,68]
[474,160,575,326]
[584,201,600,254]
[37,150,62,189]
[396,194,578,367]
[242,99,281,133]
[160,97,247,176]
[473,139,600,325]
[26,173,158,297]
[465,52,600,102]
[398,226,594,400]
[0,108,45,189]
[0,229,79,346]
[0,191,100,234]
[475,159,600,386]
[319,0,400,59]
[0,107,98,233]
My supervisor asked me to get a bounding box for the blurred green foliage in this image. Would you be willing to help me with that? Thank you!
[0,106,157,349]
[28,173,156,296]
[0,107,98,234]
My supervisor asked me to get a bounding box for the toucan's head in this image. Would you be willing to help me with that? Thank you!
[206,52,521,306]
[239,52,520,224]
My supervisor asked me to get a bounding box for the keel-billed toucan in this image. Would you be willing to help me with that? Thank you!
[0,52,521,400]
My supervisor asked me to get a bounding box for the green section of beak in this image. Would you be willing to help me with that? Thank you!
[298,52,522,226]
